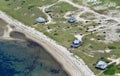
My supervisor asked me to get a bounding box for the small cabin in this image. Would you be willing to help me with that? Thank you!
[96,61,108,70]
[71,39,82,48]
[67,17,77,23]
[36,17,46,23]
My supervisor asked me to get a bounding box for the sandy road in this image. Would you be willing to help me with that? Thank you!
[38,0,60,24]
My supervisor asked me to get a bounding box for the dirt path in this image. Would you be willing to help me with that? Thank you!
[38,1,60,24]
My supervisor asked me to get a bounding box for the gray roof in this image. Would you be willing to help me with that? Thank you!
[96,61,108,70]
[36,17,46,23]
[73,39,81,44]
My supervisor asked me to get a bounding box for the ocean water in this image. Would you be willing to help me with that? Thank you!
[0,40,69,76]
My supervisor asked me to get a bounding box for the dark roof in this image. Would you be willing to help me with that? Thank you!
[71,39,82,48]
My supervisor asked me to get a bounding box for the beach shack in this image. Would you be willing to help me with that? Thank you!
[71,39,82,48]
[36,17,46,23]
[67,17,77,23]
[96,60,108,70]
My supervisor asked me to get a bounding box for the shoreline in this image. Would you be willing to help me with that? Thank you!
[26,34,70,76]
[0,10,95,76]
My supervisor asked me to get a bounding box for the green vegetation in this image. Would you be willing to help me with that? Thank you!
[105,0,120,6]
[1,0,120,76]
[48,2,78,21]
[104,64,115,75]
[80,12,96,20]
[73,0,120,15]
[104,64,120,75]
[0,0,58,25]
[116,29,120,33]
[50,2,78,14]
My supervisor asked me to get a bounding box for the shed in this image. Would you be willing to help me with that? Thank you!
[71,39,82,48]
[67,17,77,23]
[96,61,108,70]
[36,17,46,23]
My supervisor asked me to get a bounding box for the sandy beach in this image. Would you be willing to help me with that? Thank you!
[0,10,95,76]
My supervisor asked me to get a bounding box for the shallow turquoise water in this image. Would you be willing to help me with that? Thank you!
[0,40,68,76]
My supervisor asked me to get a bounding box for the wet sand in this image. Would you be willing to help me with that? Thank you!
[0,18,7,36]
[10,31,27,40]
[0,21,69,76]
[0,16,73,76]
[0,22,70,76]
[0,39,69,76]
[0,28,4,36]
[9,31,71,76]
[0,18,7,26]
[0,15,73,76]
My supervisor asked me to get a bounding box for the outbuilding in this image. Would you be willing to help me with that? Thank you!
[36,17,46,23]
[71,39,82,48]
[96,60,108,70]
[67,17,77,23]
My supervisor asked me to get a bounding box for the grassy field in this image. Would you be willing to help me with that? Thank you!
[47,1,78,22]
[0,0,58,25]
[0,0,120,76]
